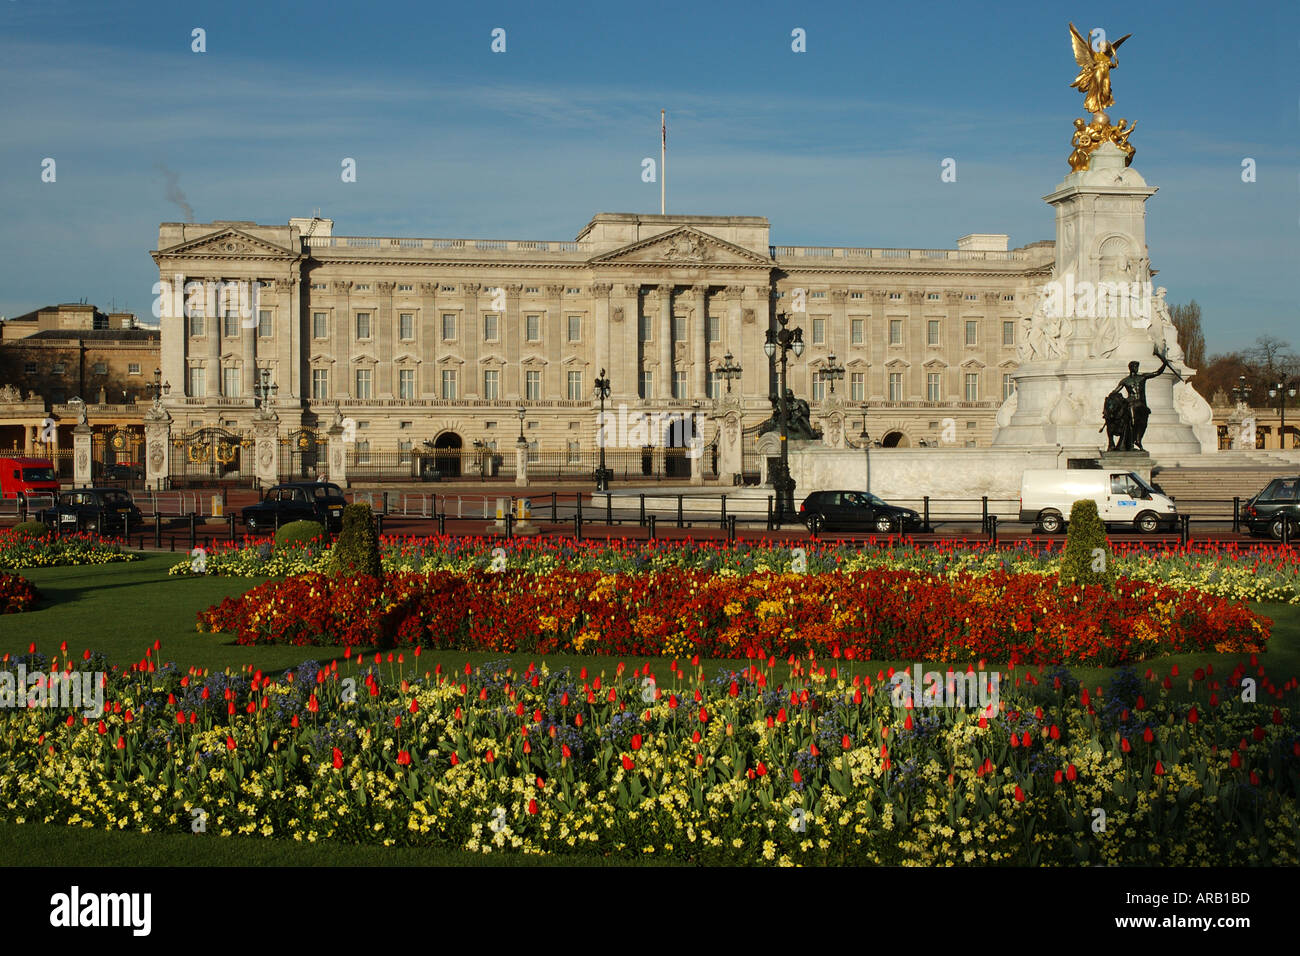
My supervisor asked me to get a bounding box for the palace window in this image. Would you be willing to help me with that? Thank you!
[811,317,825,345]
[311,369,329,399]
[965,320,977,346]
[398,368,415,400]
[483,314,498,341]
[356,312,372,339]
[672,316,686,342]
[92,361,108,375]
[567,371,582,401]
[927,320,940,346]
[223,367,240,398]
[672,371,686,398]
[567,315,582,342]
[441,369,457,399]
[1002,321,1015,346]
[638,315,652,342]
[313,312,328,339]
[355,368,372,399]
[483,369,499,400]
[1003,374,1016,400]
[526,315,541,342]
[442,314,457,340]
[889,320,902,345]
[189,367,205,396]
[567,441,582,464]
[888,372,902,401]
[258,310,273,338]
[850,372,864,402]
[812,377,825,402]
[399,313,415,340]
[927,372,941,402]
[128,363,141,375]
[639,370,653,399]
[525,370,541,400]
[965,372,979,402]
[707,316,720,342]
[707,370,721,400]
[189,315,205,337]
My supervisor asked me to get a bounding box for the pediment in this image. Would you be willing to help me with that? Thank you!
[157,227,294,260]
[589,227,771,267]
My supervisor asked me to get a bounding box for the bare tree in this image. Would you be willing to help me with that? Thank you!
[1245,335,1299,381]
[1168,300,1205,370]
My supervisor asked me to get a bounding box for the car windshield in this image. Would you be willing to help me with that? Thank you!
[1129,473,1156,495]
[313,484,345,501]
[21,467,56,482]
[101,490,133,506]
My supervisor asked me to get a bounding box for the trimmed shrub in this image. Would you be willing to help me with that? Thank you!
[1059,499,1114,588]
[328,503,382,580]
[11,521,50,540]
[275,520,326,550]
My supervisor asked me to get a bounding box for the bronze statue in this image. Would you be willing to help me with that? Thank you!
[1111,353,1170,451]
[1100,389,1132,451]
[755,388,822,441]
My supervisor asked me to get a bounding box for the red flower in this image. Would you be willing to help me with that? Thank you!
[226,736,236,751]
[1154,760,1165,776]
[1230,750,1241,768]
[409,699,419,714]
[728,681,739,697]
[528,799,538,815]
[1143,726,1154,743]
[755,762,768,777]
[1187,706,1199,724]
[1249,770,1260,786]
[331,749,343,771]
[691,730,701,744]
[1121,737,1131,753]
[1049,724,1060,740]
[561,744,572,759]
[449,752,459,766]
[396,750,411,765]
[1014,785,1025,802]
[1253,726,1266,742]
[622,754,635,772]
[792,769,802,784]
[1065,764,1077,782]
[631,734,643,751]
[485,749,495,763]
[1054,770,1063,785]
[698,707,709,723]
[842,734,852,751]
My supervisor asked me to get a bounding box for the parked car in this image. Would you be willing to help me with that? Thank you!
[102,461,144,481]
[1242,476,1299,539]
[0,456,60,504]
[242,481,347,533]
[799,490,922,534]
[1019,468,1177,534]
[38,487,143,534]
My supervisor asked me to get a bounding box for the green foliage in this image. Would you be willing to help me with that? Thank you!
[12,521,50,540]
[1059,499,1115,588]
[275,520,326,550]
[328,504,382,580]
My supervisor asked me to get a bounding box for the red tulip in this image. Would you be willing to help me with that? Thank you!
[1049,724,1060,740]
[1014,785,1025,803]
[1187,707,1199,724]
[562,744,572,759]
[1053,770,1063,785]
[1230,750,1241,768]
[1065,764,1077,782]
[698,707,709,723]
[1121,737,1131,753]
[396,750,410,765]
[115,736,125,750]
[485,749,495,763]
[449,752,459,766]
[1143,726,1154,743]
[1154,760,1165,776]
[792,769,802,784]
[622,755,634,772]
[842,734,852,751]
[226,736,236,751]
[528,798,538,815]
[409,699,419,714]
[1253,726,1266,742]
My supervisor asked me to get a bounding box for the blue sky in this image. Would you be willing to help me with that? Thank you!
[1,0,1295,355]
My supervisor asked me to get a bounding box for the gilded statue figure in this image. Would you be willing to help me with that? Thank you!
[1069,22,1130,114]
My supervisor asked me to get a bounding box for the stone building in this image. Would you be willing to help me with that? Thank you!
[151,213,1055,482]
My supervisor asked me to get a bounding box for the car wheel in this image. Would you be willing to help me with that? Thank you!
[245,516,259,533]
[1038,512,1063,534]
[807,514,825,534]
[874,514,894,534]
[1136,511,1161,534]
[1270,516,1296,541]
[84,519,98,533]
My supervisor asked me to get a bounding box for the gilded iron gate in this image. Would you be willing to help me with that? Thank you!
[169,427,253,484]
[279,428,327,481]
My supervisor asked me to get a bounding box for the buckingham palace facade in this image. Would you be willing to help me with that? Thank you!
[152,213,1054,482]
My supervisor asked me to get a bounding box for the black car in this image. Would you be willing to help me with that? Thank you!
[102,462,144,481]
[242,481,347,533]
[1243,476,1299,539]
[39,487,143,534]
[799,490,923,534]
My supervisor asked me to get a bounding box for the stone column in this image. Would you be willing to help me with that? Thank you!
[377,281,396,398]
[616,284,640,402]
[206,279,221,398]
[241,303,257,399]
[463,283,481,398]
[546,284,566,399]
[327,415,348,488]
[420,282,439,397]
[73,420,93,487]
[160,276,188,405]
[691,284,708,399]
[830,289,848,369]
[505,284,523,400]
[657,284,674,400]
[252,411,280,490]
[591,283,612,386]
[143,405,172,491]
[515,440,529,487]
[869,291,888,398]
[332,281,353,397]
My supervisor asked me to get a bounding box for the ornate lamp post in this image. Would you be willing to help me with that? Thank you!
[818,352,845,396]
[1232,375,1252,407]
[1269,379,1297,450]
[252,367,278,412]
[717,351,743,393]
[593,368,612,491]
[146,368,171,407]
[763,311,804,526]
[516,406,527,446]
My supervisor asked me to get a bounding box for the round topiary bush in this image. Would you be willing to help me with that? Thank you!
[275,520,326,549]
[11,521,50,540]
[1058,498,1115,588]
[328,503,382,580]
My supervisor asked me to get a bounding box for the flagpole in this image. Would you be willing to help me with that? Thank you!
[660,109,666,215]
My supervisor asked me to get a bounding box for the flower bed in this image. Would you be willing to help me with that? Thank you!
[1,646,1295,864]
[0,529,139,569]
[168,535,1300,605]
[0,573,39,614]
[197,568,1269,665]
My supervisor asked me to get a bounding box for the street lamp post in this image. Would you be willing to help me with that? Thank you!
[763,311,804,526]
[146,368,171,407]
[1269,379,1297,450]
[818,352,845,396]
[717,351,743,393]
[516,407,527,446]
[593,368,612,491]
[252,367,278,412]
[1232,375,1252,407]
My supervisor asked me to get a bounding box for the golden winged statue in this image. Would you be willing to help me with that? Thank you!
[1069,22,1130,114]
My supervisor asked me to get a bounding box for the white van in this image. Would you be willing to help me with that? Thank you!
[1019,469,1177,534]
